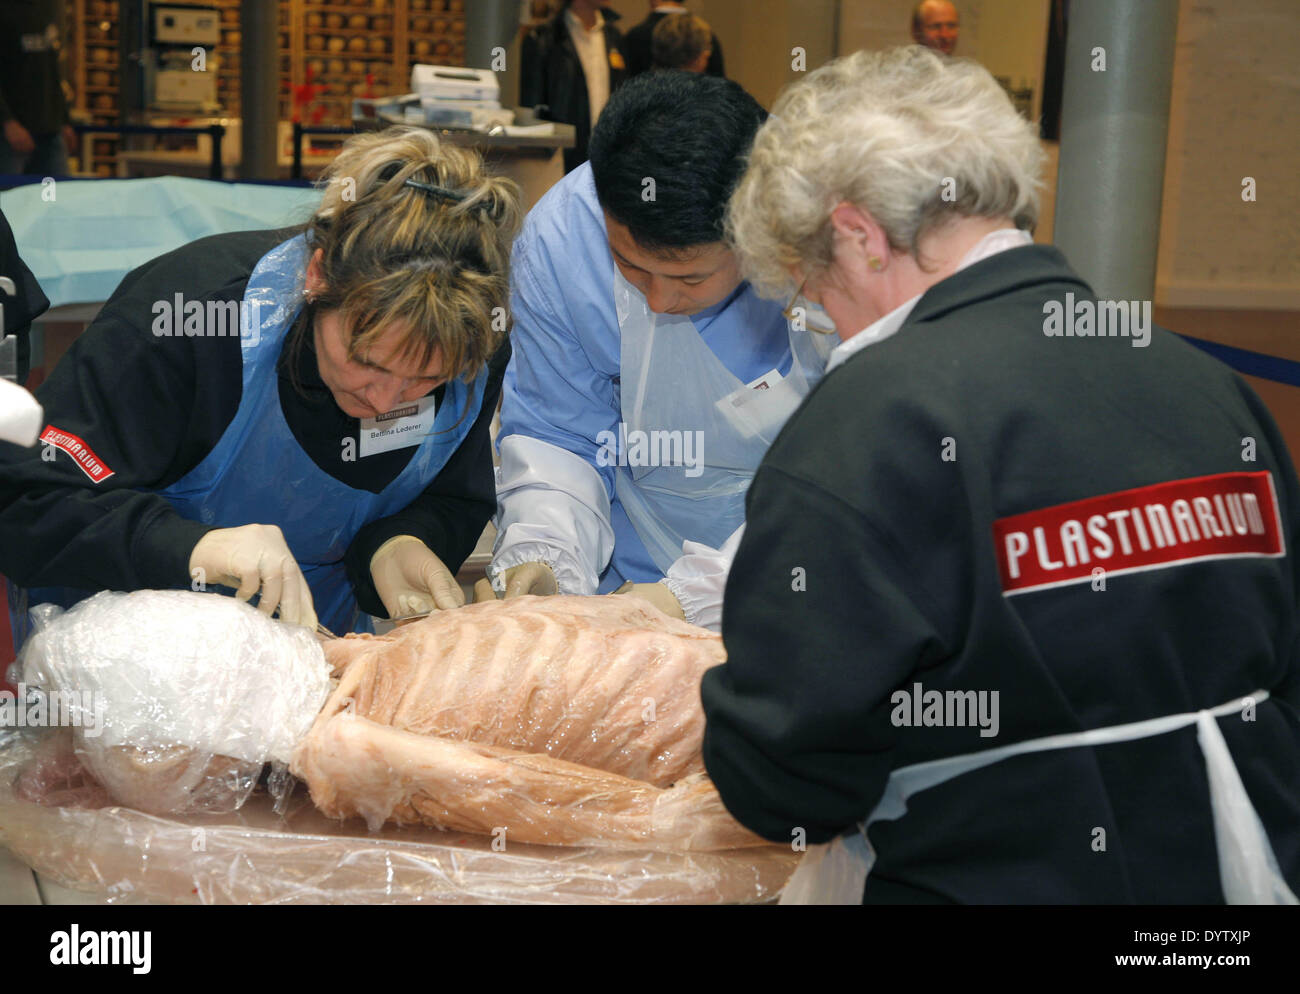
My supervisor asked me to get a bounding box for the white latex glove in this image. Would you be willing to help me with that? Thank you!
[478,561,558,601]
[189,524,317,630]
[612,580,686,620]
[370,535,463,618]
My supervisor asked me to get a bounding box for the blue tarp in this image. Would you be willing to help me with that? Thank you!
[0,175,322,307]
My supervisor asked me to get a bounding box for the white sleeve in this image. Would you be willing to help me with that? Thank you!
[489,433,616,595]
[660,524,745,632]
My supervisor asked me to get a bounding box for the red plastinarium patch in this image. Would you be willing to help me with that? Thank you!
[992,471,1284,596]
[39,426,116,483]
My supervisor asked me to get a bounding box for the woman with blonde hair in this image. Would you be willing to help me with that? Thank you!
[703,46,1300,903]
[0,127,521,640]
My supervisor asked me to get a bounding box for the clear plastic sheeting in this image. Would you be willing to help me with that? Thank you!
[0,732,798,904]
[0,591,797,901]
[16,590,332,815]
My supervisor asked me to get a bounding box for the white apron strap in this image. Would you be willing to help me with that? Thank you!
[781,690,1297,904]
[1196,708,1299,904]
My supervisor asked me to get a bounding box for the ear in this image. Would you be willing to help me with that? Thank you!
[304,248,325,296]
[828,201,891,269]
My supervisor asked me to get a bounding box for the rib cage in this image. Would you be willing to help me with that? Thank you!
[291,596,763,850]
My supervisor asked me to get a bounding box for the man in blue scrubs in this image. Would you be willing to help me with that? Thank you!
[483,72,830,630]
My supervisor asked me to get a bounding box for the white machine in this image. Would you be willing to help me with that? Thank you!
[152,4,220,45]
[410,65,500,103]
[410,65,513,130]
[154,69,218,108]
[148,4,220,111]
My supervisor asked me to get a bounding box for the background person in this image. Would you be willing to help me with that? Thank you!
[651,13,714,73]
[0,0,77,175]
[520,0,627,174]
[911,0,960,55]
[623,1,725,78]
[705,46,1300,903]
[0,128,521,647]
[481,72,829,631]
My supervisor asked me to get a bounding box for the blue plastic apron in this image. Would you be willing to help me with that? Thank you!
[9,234,487,644]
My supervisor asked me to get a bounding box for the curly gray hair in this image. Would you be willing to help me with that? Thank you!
[726,46,1045,298]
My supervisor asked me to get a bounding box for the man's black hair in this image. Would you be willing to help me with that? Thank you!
[588,71,767,255]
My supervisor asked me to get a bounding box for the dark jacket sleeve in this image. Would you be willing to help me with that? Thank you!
[519,26,546,111]
[621,20,651,77]
[701,463,948,845]
[707,33,725,77]
[0,310,223,593]
[0,206,49,384]
[344,338,510,617]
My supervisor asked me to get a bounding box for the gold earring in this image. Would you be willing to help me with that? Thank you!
[868,256,883,272]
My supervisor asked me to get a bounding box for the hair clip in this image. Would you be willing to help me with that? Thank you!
[404,178,466,203]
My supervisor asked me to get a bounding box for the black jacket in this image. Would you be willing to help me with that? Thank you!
[702,245,1300,903]
[0,206,48,385]
[622,9,726,78]
[0,229,505,619]
[519,6,626,173]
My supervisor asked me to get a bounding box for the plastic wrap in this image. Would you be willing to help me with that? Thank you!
[0,591,798,902]
[0,731,797,904]
[16,590,332,815]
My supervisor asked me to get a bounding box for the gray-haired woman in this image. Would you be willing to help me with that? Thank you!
[702,46,1300,904]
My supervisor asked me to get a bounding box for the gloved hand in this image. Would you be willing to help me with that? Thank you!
[370,535,463,618]
[612,580,686,620]
[479,561,558,601]
[189,524,318,629]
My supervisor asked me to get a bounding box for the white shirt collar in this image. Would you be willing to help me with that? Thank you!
[566,6,605,35]
[824,227,1033,374]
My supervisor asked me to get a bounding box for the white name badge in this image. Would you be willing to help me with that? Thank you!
[359,394,438,457]
[729,368,783,404]
[714,368,801,439]
[715,368,784,418]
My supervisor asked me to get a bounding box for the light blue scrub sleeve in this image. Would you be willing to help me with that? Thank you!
[498,225,620,495]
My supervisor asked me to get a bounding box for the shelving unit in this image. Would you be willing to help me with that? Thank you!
[68,0,124,176]
[61,0,470,175]
[299,0,467,127]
